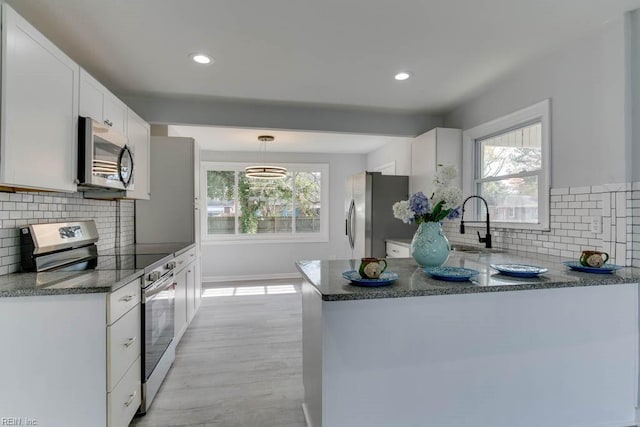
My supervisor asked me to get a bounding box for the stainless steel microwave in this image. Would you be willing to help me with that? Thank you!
[78,116,134,190]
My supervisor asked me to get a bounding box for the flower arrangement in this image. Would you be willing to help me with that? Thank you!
[393,165,462,224]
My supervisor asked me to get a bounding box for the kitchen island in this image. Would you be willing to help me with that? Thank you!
[296,253,640,427]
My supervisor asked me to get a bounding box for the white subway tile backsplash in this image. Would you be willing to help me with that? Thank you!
[569,186,591,194]
[444,180,640,267]
[602,194,611,216]
[604,183,626,192]
[617,218,627,242]
[550,188,569,195]
[0,191,134,275]
[616,192,627,215]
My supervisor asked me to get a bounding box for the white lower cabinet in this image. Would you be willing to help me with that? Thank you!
[107,303,141,391]
[174,247,201,345]
[175,266,188,342]
[0,276,143,427]
[107,278,142,427]
[108,357,141,427]
[386,241,411,258]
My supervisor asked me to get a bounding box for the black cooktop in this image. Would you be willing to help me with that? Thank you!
[95,253,172,273]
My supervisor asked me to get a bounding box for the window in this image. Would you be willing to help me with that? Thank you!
[201,162,329,242]
[462,99,550,230]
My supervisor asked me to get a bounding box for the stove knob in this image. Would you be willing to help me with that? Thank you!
[166,261,177,270]
[148,271,161,282]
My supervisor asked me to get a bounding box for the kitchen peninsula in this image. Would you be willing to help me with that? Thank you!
[296,253,640,427]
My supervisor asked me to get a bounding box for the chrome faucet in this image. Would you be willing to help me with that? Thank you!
[459,195,492,249]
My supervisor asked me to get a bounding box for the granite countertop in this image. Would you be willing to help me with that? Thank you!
[0,241,196,298]
[0,269,144,298]
[296,251,640,301]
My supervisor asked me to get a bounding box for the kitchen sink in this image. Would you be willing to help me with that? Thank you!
[450,244,504,254]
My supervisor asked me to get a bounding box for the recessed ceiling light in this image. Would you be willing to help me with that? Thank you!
[394,72,411,81]
[191,53,213,65]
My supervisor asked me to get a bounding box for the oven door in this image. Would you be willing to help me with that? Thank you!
[142,273,175,382]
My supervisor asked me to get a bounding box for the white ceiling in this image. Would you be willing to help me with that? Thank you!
[7,0,640,153]
[168,125,411,154]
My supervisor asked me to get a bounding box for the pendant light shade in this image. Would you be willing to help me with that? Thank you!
[245,136,287,179]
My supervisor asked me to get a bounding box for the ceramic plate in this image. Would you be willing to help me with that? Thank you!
[490,264,548,278]
[562,261,623,274]
[342,270,399,287]
[423,266,479,282]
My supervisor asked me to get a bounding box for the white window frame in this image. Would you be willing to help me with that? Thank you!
[200,162,329,244]
[462,99,550,231]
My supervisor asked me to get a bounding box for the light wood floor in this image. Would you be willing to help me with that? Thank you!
[130,279,306,427]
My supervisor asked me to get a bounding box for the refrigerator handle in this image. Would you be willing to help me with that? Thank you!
[347,199,355,249]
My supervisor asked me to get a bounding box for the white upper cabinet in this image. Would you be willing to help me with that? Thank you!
[1,4,79,192]
[410,128,462,196]
[126,109,150,200]
[79,68,127,134]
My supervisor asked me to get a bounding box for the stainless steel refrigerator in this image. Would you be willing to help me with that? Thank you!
[345,172,416,259]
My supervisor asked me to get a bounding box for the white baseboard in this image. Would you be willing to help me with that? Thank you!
[302,403,313,427]
[202,272,301,283]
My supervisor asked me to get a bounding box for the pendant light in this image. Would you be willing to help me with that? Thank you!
[245,135,287,179]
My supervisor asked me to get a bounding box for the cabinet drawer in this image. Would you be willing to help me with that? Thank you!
[108,278,141,325]
[107,304,141,392]
[108,356,141,427]
[386,242,410,258]
[175,247,196,272]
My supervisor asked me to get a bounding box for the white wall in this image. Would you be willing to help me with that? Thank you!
[200,150,367,280]
[366,138,413,176]
[444,16,629,188]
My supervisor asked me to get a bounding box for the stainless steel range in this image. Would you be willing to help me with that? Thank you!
[20,220,177,414]
[138,255,176,413]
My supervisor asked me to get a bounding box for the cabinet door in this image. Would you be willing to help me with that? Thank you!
[186,263,195,323]
[1,5,78,192]
[126,109,150,199]
[409,129,437,196]
[194,257,202,312]
[103,93,127,134]
[174,268,188,344]
[435,128,463,188]
[79,68,104,121]
[386,242,411,258]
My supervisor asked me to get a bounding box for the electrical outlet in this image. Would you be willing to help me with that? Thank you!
[590,217,602,234]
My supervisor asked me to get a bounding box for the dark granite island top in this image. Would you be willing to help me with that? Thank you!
[295,251,640,301]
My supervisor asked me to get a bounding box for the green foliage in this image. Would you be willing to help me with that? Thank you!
[207,170,321,235]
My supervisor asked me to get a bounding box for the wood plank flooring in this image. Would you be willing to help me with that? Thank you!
[130,279,306,427]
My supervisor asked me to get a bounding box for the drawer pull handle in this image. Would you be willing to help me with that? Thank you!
[124,391,137,407]
[391,249,398,253]
[124,337,137,348]
[120,295,135,302]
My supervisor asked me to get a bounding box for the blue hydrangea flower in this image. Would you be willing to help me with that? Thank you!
[447,207,461,220]
[409,192,430,216]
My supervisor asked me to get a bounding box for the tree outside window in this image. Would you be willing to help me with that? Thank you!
[205,165,325,238]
